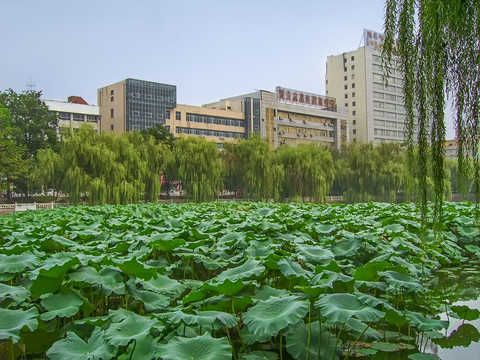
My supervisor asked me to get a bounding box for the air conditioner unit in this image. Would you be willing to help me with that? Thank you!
[219,136,225,140]
[289,118,293,122]
[303,120,307,124]
[278,116,284,120]
[297,133,301,137]
[199,135,205,138]
[310,134,313,137]
[304,134,307,137]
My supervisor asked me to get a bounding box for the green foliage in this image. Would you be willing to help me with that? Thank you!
[276,144,334,202]
[48,126,171,204]
[383,0,480,224]
[334,142,407,202]
[0,201,480,358]
[171,136,223,202]
[223,135,283,201]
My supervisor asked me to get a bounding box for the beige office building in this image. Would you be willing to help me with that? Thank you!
[44,97,99,136]
[326,29,408,144]
[205,86,349,150]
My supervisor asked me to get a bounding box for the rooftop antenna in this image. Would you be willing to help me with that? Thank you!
[26,78,36,91]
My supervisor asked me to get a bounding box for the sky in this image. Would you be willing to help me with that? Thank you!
[1,0,455,138]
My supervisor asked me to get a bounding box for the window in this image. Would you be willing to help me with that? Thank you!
[351,65,355,70]
[145,94,153,100]
[353,120,356,125]
[73,113,84,122]
[111,90,114,95]
[175,111,181,120]
[344,94,348,99]
[166,110,170,119]
[157,113,163,120]
[344,67,347,72]
[352,92,356,97]
[59,112,70,120]
[352,110,356,116]
[87,115,98,123]
[111,109,114,118]
[353,129,357,134]
[132,111,140,117]
[351,83,355,88]
[345,103,348,107]
[146,112,152,118]
[352,101,356,106]
[344,85,348,90]
[111,124,114,131]
[351,74,355,80]
[111,96,114,102]
[325,80,328,84]
[344,76,348,81]
[351,56,355,61]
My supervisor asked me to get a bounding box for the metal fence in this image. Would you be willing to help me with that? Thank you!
[0,202,60,215]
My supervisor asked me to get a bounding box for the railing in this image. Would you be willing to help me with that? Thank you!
[0,202,63,215]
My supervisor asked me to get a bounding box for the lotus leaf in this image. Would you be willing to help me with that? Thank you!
[105,308,163,346]
[0,253,40,274]
[407,353,440,360]
[380,271,425,293]
[449,305,480,321]
[46,327,115,360]
[216,258,265,282]
[315,293,385,323]
[157,332,232,360]
[40,291,84,320]
[117,335,159,360]
[128,286,170,311]
[405,311,449,332]
[0,307,38,343]
[138,275,185,297]
[433,323,480,348]
[277,257,311,279]
[243,296,309,338]
[167,310,238,327]
[0,283,29,304]
[285,321,339,360]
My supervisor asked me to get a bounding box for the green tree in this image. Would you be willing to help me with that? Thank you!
[276,144,334,203]
[171,136,223,202]
[30,148,64,199]
[223,136,283,201]
[0,105,29,199]
[140,123,175,149]
[334,143,407,203]
[0,89,58,158]
[383,0,480,223]
[53,126,170,205]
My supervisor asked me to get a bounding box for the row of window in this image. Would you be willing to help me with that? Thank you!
[373,101,406,112]
[373,82,402,93]
[57,112,98,122]
[374,119,404,128]
[374,110,406,120]
[176,127,244,138]
[185,113,244,127]
[374,129,405,137]
[373,92,402,102]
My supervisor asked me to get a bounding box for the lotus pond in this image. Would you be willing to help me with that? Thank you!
[0,201,479,360]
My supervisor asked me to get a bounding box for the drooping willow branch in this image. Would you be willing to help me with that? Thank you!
[383,0,480,228]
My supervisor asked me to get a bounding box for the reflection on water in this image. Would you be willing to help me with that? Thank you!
[423,268,480,359]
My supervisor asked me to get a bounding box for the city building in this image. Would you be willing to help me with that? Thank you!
[205,86,349,150]
[44,96,99,136]
[326,29,409,144]
[98,79,347,150]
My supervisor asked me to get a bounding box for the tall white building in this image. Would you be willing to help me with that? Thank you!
[326,29,408,144]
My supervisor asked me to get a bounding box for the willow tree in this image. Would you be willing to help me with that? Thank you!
[335,143,407,203]
[276,144,334,203]
[59,126,170,205]
[171,136,223,202]
[383,0,480,224]
[223,136,283,201]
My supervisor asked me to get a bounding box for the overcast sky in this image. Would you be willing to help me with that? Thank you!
[1,0,455,137]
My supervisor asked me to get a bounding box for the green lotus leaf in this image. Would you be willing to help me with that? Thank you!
[370,341,397,352]
[407,353,440,360]
[194,254,228,270]
[157,332,232,360]
[115,257,156,280]
[315,293,385,323]
[216,258,265,282]
[252,285,290,301]
[246,240,277,258]
[40,291,84,321]
[46,327,115,360]
[315,223,338,234]
[449,305,480,321]
[433,323,480,348]
[105,308,163,346]
[0,283,29,304]
[345,318,383,340]
[311,270,354,289]
[332,237,362,257]
[203,278,247,296]
[30,253,79,279]
[296,244,335,263]
[383,224,405,234]
[285,321,339,360]
[0,253,40,274]
[380,271,425,293]
[138,275,185,297]
[278,257,311,279]
[118,335,159,360]
[465,244,480,258]
[151,237,186,252]
[243,296,309,338]
[128,286,170,312]
[456,226,479,239]
[353,261,389,282]
[0,307,38,343]
[167,310,238,327]
[70,267,125,296]
[257,207,276,217]
[405,310,449,332]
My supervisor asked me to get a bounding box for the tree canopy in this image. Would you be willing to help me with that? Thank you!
[383,0,480,224]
